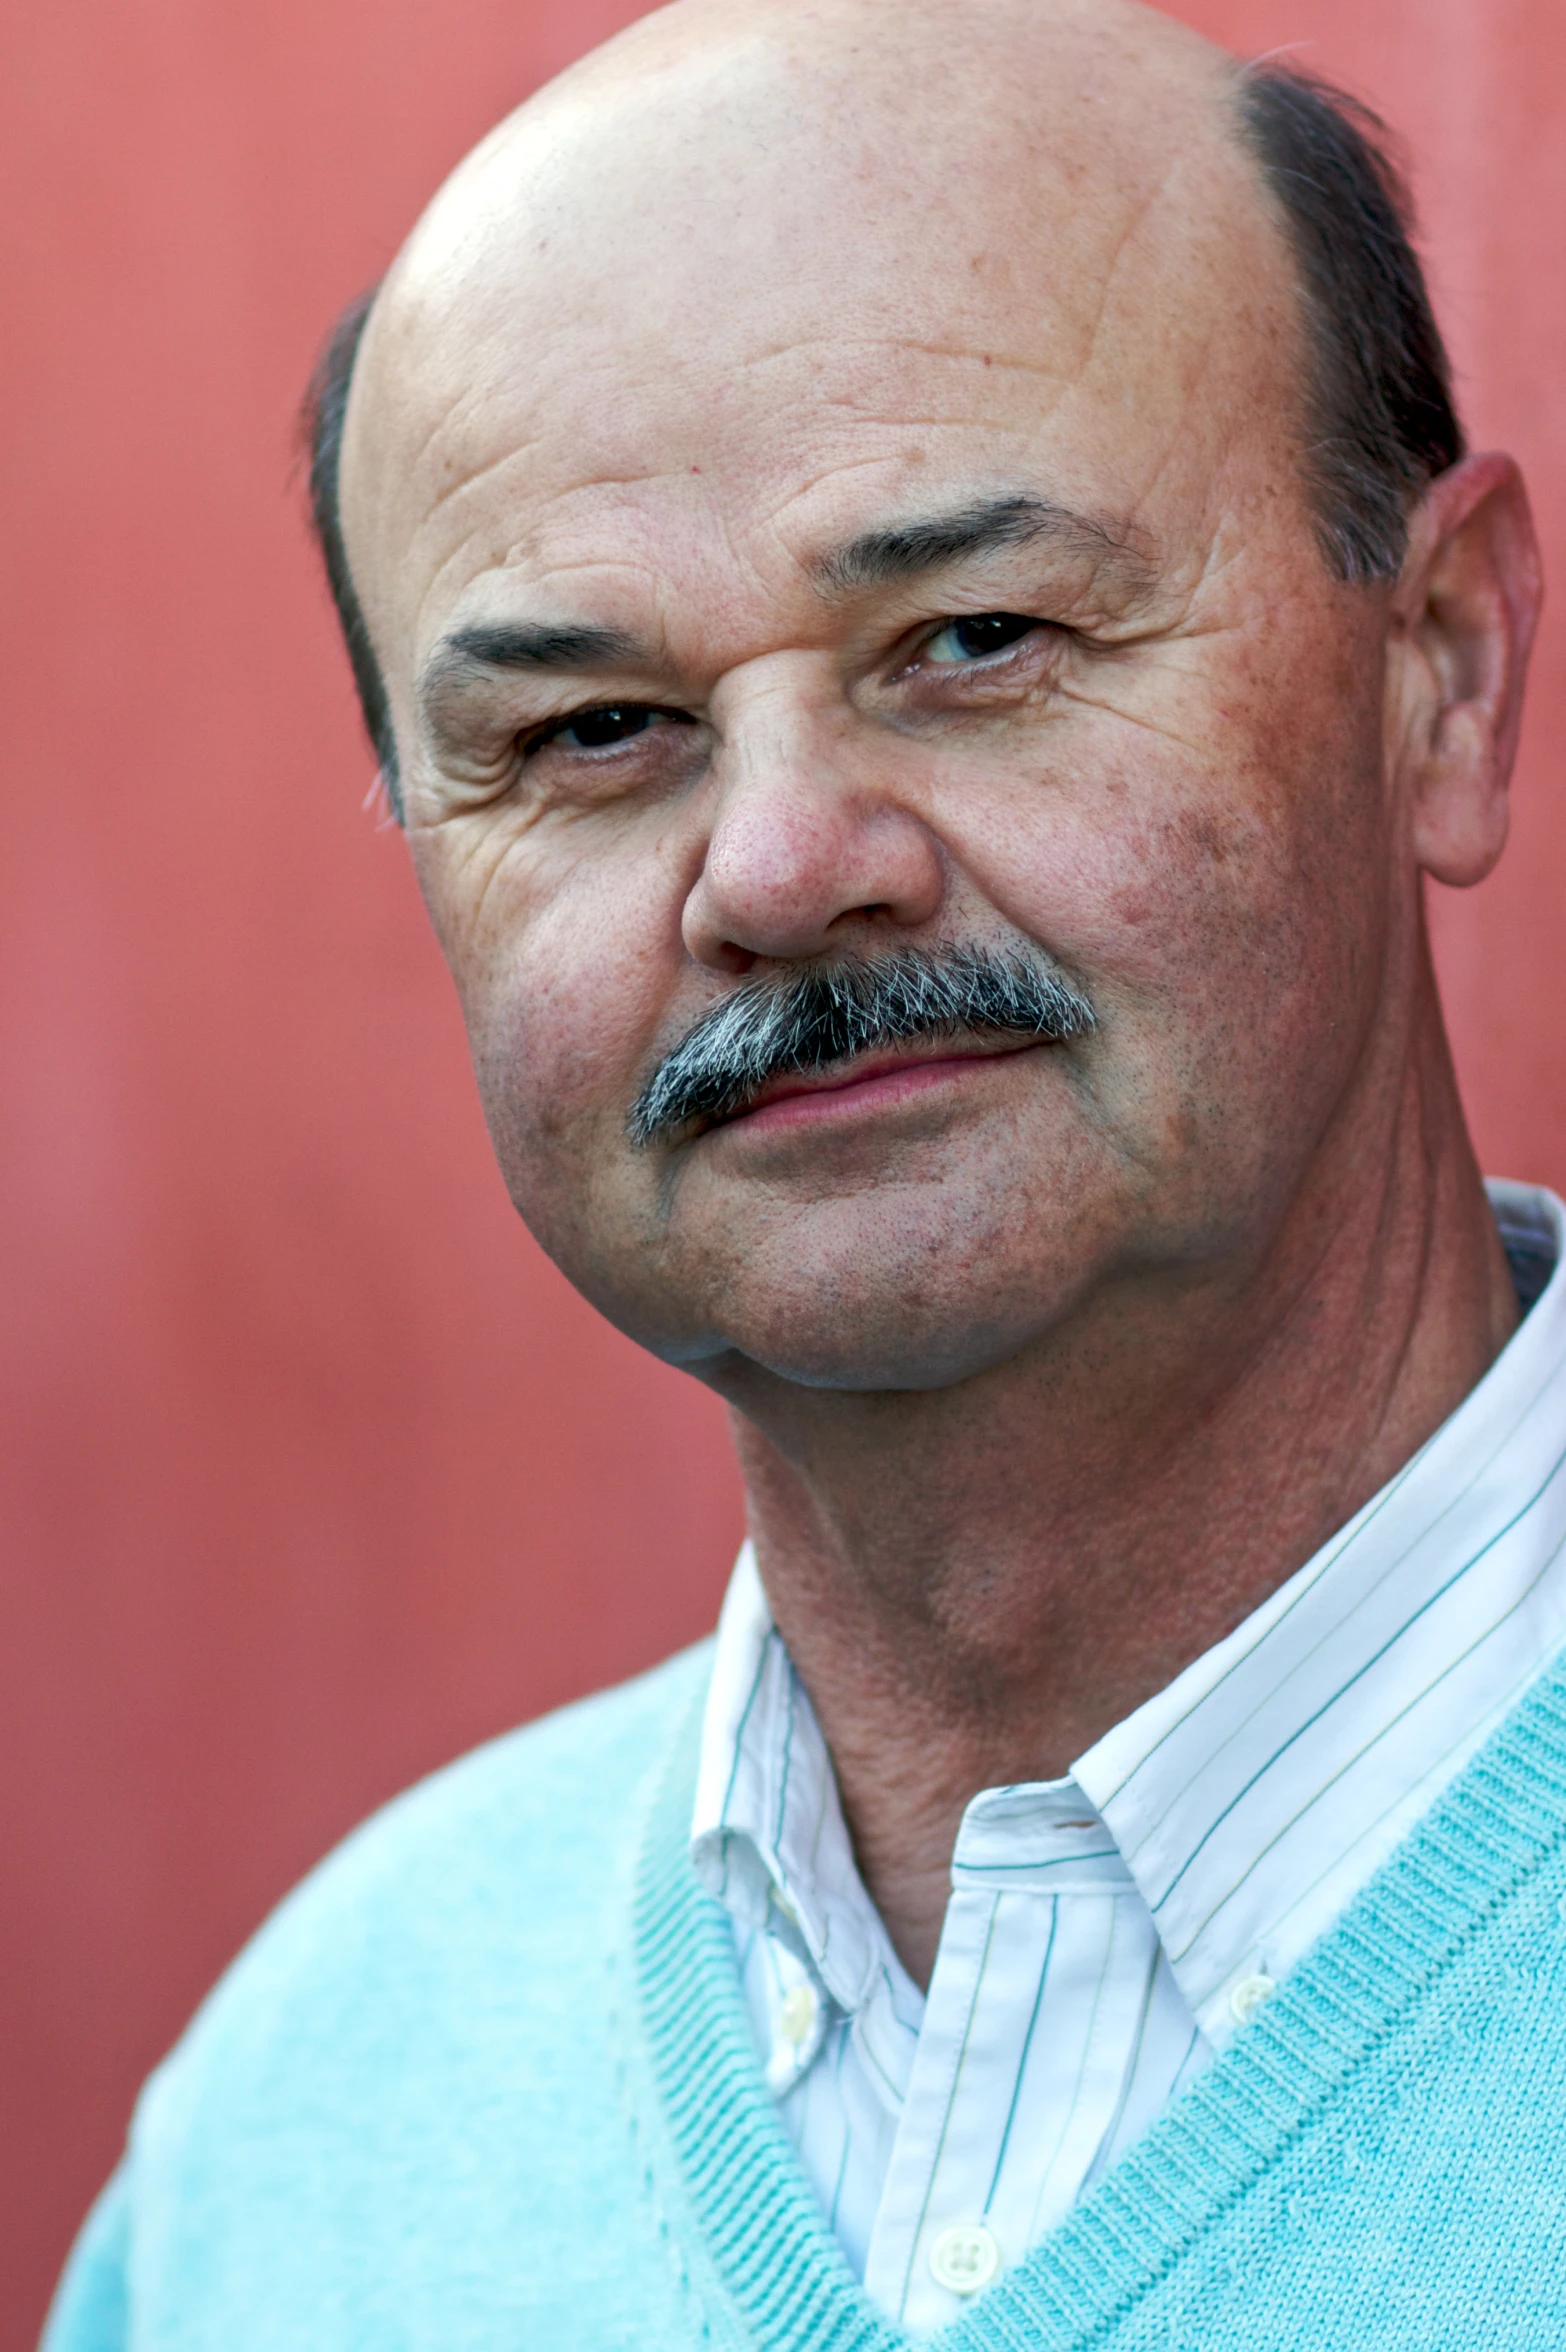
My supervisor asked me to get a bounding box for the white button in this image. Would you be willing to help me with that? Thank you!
[778,1982,818,2047]
[929,2223,1001,2296]
[1229,1970,1275,2026]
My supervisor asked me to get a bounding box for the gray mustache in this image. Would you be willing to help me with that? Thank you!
[628,944,1095,1146]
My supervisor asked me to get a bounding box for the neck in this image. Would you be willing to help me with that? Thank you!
[717,981,1517,1986]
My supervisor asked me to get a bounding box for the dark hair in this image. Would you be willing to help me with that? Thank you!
[302,286,402,816]
[302,63,1465,821]
[1235,63,1464,582]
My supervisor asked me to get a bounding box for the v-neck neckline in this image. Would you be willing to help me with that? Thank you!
[632,1647,1566,2350]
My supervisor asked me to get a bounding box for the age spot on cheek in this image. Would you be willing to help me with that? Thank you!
[1173,808,1243,867]
[1106,798,1269,936]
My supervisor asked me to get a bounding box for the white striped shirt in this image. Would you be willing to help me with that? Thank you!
[691,1179,1566,2334]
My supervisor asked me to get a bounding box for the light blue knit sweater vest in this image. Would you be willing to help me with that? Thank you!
[44,1639,1566,2350]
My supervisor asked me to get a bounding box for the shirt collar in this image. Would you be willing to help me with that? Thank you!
[694,1181,1566,2051]
[1075,1178,1566,2035]
[692,1543,908,2017]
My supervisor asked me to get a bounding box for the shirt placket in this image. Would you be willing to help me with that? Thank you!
[863,1785,1145,2334]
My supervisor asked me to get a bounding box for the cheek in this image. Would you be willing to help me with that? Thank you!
[940,662,1392,1218]
[959,633,1388,1022]
[409,825,680,1194]
[956,761,1361,1012]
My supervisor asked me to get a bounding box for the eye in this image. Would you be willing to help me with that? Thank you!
[919,612,1039,666]
[530,703,686,753]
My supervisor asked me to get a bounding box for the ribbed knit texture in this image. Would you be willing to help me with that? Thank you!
[637,1651,1566,2348]
[44,1640,1566,2349]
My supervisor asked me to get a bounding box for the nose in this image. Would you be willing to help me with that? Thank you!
[681,665,947,974]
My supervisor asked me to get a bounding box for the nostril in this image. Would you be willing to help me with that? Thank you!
[708,940,760,977]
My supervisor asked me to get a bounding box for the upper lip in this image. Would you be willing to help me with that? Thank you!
[726,1032,1043,1121]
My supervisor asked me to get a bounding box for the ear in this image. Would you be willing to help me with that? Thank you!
[1389,452,1542,889]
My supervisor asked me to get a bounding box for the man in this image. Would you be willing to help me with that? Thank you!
[45,0,1560,2342]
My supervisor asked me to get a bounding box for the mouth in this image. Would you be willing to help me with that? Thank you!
[710,1033,1048,1136]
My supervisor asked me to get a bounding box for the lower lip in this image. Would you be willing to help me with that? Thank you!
[717,1049,1034,1137]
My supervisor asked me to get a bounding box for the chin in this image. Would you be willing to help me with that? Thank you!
[528,1125,1126,1394]
[728,1331,1033,1396]
[680,1261,1087,1396]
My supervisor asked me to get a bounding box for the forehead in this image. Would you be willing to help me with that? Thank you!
[343,24,1302,658]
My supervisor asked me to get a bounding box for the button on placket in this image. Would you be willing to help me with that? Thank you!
[1228,1970,1275,2026]
[929,2222,1001,2296]
[764,1945,829,2093]
[779,1981,818,2050]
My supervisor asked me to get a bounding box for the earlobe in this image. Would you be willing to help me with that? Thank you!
[1397,452,1542,890]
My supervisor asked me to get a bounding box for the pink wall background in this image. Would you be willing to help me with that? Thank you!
[3,1,1561,2341]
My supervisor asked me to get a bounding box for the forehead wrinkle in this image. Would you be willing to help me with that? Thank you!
[388,303,1111,593]
[407,474,689,661]
[716,333,1084,423]
[420,441,726,559]
[384,192,1253,668]
[1062,159,1181,390]
[356,356,519,535]
[407,434,555,572]
[1106,319,1296,599]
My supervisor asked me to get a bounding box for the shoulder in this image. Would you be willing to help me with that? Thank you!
[46,1645,724,2347]
[131,1641,711,2199]
[253,1637,710,1928]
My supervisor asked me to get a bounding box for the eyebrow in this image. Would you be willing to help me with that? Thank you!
[812,493,1155,597]
[418,621,643,708]
[418,492,1153,717]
